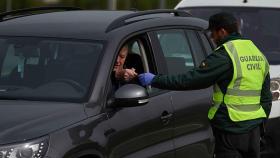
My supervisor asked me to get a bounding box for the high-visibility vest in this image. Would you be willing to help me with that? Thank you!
[208,39,269,122]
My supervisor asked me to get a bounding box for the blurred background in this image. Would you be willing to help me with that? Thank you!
[0,0,181,12]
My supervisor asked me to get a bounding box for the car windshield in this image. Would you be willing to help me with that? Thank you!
[185,7,280,65]
[0,37,103,102]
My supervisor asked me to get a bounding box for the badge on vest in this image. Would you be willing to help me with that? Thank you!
[239,55,264,70]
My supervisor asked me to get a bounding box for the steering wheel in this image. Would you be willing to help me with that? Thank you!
[53,78,86,93]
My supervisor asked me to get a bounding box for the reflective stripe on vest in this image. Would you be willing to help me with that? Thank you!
[208,39,269,122]
[208,85,222,119]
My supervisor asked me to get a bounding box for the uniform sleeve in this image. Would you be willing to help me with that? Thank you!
[260,73,272,117]
[151,50,232,90]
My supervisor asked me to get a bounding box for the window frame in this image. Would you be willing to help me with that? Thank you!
[184,29,206,66]
[197,31,215,56]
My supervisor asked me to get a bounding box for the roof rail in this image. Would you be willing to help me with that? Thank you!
[106,9,192,33]
[0,6,82,21]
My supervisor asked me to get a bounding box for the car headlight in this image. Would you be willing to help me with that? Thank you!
[271,78,280,101]
[0,137,48,158]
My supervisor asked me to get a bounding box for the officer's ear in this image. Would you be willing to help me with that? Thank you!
[219,28,229,37]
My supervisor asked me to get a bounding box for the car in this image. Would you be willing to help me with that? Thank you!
[175,0,280,157]
[0,7,215,158]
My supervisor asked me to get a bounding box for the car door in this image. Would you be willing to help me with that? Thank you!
[105,35,175,158]
[151,28,214,158]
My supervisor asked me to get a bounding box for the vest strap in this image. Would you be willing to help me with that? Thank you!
[227,104,261,112]
[224,42,242,89]
[226,88,261,96]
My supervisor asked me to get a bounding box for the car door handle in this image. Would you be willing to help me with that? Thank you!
[160,111,173,125]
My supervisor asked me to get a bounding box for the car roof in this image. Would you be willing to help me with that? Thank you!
[175,0,280,9]
[0,10,134,40]
[0,9,206,40]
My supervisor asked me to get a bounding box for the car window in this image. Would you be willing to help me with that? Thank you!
[110,39,145,94]
[126,41,145,74]
[155,29,194,75]
[120,35,164,94]
[131,42,141,55]
[0,37,103,102]
[1,45,21,77]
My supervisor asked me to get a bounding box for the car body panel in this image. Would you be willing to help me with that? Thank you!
[46,114,108,158]
[105,93,174,158]
[0,100,86,145]
[171,90,214,158]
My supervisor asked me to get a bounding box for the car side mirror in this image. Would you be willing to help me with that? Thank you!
[112,84,149,107]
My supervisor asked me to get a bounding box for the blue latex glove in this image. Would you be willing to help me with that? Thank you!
[138,73,155,86]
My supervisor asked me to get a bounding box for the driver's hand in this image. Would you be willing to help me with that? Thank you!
[123,68,137,82]
[114,66,125,80]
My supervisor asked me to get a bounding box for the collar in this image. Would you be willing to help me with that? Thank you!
[217,32,244,47]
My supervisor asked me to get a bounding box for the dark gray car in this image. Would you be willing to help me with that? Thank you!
[0,7,214,158]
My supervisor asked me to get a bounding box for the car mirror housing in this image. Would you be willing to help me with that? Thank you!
[113,84,149,107]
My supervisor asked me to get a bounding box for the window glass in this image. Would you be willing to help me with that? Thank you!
[1,45,20,77]
[126,41,144,74]
[117,38,161,94]
[0,37,103,102]
[131,42,141,55]
[111,40,145,93]
[156,29,194,75]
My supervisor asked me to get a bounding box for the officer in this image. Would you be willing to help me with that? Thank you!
[139,12,272,158]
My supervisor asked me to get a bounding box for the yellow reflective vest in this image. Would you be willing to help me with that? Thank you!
[208,39,269,122]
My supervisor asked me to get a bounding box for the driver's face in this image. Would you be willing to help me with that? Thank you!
[114,47,128,70]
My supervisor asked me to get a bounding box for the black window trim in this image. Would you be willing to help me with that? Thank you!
[183,29,198,67]
[195,31,209,57]
[147,31,168,75]
[197,31,215,56]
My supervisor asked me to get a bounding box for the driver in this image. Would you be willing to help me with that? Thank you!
[112,44,138,89]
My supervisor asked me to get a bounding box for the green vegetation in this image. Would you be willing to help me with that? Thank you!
[0,0,181,13]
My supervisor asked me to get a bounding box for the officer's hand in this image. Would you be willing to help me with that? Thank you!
[138,73,155,86]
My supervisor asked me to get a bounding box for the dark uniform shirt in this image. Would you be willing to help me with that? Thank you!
[151,33,272,134]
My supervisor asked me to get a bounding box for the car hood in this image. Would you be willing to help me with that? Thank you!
[0,100,87,145]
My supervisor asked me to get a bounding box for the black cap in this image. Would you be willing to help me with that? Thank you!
[207,12,237,31]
